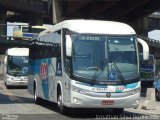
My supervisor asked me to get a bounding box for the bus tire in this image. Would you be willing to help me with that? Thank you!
[112,108,124,115]
[155,88,160,101]
[34,82,42,104]
[57,90,68,115]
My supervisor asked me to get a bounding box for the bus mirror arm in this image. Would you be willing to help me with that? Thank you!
[137,38,149,60]
[65,35,72,57]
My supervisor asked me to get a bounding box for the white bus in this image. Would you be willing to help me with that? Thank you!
[28,20,149,114]
[4,48,29,87]
[140,53,156,82]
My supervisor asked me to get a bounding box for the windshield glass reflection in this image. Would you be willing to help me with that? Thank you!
[7,56,28,76]
[72,34,138,83]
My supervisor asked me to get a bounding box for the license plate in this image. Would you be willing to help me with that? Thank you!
[102,100,114,105]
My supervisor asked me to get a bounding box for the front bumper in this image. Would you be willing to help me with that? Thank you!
[70,91,140,109]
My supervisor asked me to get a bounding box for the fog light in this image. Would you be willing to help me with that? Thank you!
[73,98,78,103]
[136,100,139,104]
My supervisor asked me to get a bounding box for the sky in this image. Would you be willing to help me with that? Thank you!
[148,30,160,41]
[147,11,160,40]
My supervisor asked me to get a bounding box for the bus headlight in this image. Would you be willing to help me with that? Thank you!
[71,85,88,95]
[125,88,141,95]
[7,76,14,80]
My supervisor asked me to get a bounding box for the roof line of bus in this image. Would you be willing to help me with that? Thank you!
[38,19,136,37]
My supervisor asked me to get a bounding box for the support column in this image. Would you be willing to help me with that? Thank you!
[0,10,7,36]
[52,0,63,24]
[130,17,149,54]
[0,20,7,36]
[142,17,149,36]
[135,17,149,36]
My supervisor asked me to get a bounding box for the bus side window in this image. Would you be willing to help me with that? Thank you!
[53,44,60,58]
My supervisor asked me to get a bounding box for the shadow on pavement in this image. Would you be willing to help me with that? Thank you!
[0,92,34,104]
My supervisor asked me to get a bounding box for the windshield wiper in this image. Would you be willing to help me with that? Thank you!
[86,66,100,85]
[112,62,125,85]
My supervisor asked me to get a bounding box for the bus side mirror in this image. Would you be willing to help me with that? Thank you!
[137,38,149,60]
[65,35,72,57]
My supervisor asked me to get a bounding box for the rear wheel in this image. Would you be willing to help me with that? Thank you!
[155,88,160,101]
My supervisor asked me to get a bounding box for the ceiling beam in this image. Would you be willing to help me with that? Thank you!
[64,0,92,16]
[101,0,150,20]
[89,0,120,18]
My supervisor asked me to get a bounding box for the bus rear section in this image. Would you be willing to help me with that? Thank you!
[4,48,29,87]
[140,54,155,83]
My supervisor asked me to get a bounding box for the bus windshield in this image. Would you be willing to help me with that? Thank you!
[7,56,28,76]
[72,34,138,84]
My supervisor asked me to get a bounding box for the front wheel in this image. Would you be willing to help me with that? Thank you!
[155,88,160,101]
[57,92,68,115]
